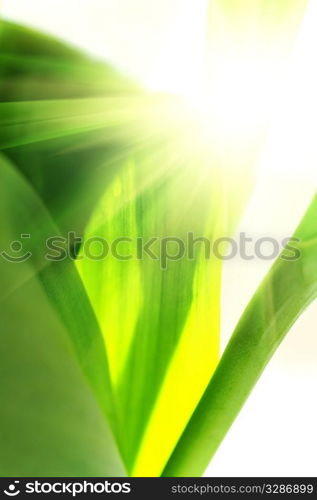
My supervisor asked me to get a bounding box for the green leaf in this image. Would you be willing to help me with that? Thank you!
[77,141,257,476]
[0,20,141,239]
[0,155,125,476]
[163,194,317,477]
[77,153,222,474]
[0,21,139,102]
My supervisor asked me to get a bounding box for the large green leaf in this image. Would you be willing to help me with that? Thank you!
[0,23,134,474]
[77,135,260,477]
[163,194,317,477]
[0,155,125,476]
[0,20,141,239]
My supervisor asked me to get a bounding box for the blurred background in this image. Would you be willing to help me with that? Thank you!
[2,0,316,476]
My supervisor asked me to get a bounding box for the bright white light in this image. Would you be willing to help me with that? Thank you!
[187,53,280,145]
[259,0,317,179]
[144,0,209,97]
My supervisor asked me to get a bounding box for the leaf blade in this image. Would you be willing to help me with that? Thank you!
[163,194,317,477]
